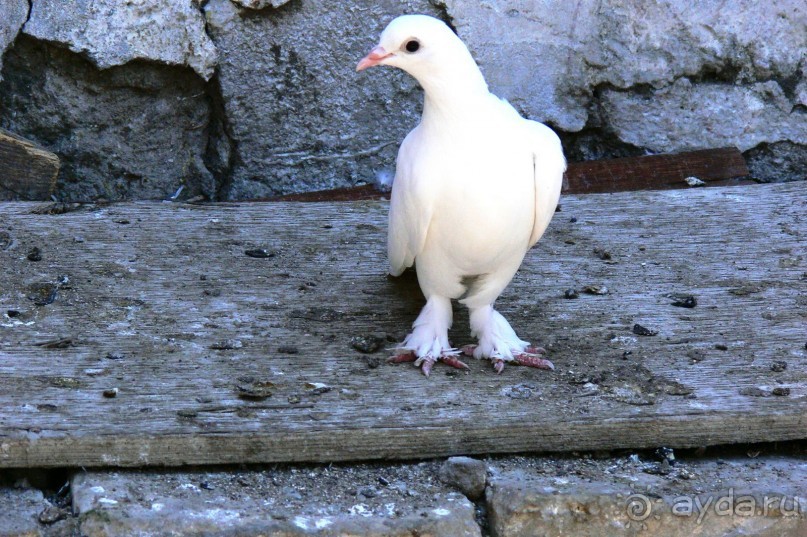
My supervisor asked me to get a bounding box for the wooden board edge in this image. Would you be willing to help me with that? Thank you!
[2,411,804,469]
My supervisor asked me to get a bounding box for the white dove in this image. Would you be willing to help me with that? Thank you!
[357,14,565,376]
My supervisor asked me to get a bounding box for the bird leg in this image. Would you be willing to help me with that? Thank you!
[385,296,469,377]
[465,305,555,373]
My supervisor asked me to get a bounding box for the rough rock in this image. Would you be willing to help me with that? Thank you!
[439,456,488,501]
[23,0,217,80]
[231,0,293,9]
[746,141,807,183]
[443,0,806,130]
[0,0,28,82]
[0,486,47,537]
[601,78,807,154]
[0,36,216,201]
[203,0,442,199]
[71,464,482,537]
[486,454,807,537]
[1,0,805,197]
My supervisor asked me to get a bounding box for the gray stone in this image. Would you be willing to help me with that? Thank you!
[1,0,805,199]
[0,0,28,82]
[439,456,488,501]
[231,0,293,9]
[72,466,482,536]
[203,0,442,199]
[24,0,217,80]
[746,141,807,183]
[486,455,807,537]
[0,484,77,537]
[0,485,47,537]
[0,37,216,201]
[443,0,806,130]
[601,78,807,154]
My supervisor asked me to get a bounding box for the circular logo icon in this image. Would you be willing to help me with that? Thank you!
[625,494,653,522]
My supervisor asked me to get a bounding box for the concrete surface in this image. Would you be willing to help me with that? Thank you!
[2,445,805,536]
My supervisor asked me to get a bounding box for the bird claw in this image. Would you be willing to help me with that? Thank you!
[440,356,471,371]
[414,356,437,377]
[388,351,417,364]
[462,344,554,372]
[388,351,469,377]
[513,352,555,371]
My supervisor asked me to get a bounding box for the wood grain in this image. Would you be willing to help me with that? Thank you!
[0,129,60,201]
[0,182,804,468]
[271,147,750,201]
[563,147,750,193]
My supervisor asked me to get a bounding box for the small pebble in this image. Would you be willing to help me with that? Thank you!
[438,456,488,501]
[278,345,299,354]
[359,486,377,498]
[670,295,697,308]
[770,360,787,372]
[772,387,791,397]
[582,285,608,295]
[632,323,658,336]
[643,460,672,475]
[714,344,728,351]
[363,355,381,369]
[102,388,118,398]
[245,248,275,258]
[655,447,675,463]
[563,289,579,299]
[593,248,612,260]
[210,339,243,350]
[350,335,384,353]
[27,247,42,262]
[38,506,67,525]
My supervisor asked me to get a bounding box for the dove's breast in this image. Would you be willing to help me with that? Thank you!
[415,120,537,277]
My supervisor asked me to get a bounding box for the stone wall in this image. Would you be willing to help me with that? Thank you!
[0,0,804,201]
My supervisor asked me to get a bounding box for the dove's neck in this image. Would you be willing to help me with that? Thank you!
[418,64,491,126]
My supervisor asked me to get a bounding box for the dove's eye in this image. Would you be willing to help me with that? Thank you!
[404,40,420,53]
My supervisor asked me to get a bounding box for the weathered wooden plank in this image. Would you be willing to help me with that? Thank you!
[563,146,749,193]
[270,147,750,201]
[0,129,60,201]
[0,182,805,468]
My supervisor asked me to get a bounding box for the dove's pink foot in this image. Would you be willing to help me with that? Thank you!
[461,345,554,374]
[388,351,469,377]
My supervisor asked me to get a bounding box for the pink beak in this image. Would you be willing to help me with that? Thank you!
[356,45,393,71]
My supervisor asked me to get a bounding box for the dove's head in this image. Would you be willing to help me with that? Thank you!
[357,15,485,93]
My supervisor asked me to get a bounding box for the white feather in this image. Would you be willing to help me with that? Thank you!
[363,15,565,365]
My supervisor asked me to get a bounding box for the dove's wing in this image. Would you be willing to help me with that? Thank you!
[525,120,566,247]
[387,127,434,276]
